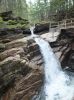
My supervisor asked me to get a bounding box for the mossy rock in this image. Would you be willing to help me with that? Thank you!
[5,23,25,29]
[5,25,17,29]
[3,20,29,29]
[0,43,6,52]
[0,17,3,23]
[18,20,29,24]
[7,19,29,25]
[7,20,17,25]
[14,23,29,29]
[0,15,29,29]
[0,17,3,20]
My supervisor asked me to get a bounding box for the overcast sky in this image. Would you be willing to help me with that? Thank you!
[27,0,36,4]
[26,0,50,4]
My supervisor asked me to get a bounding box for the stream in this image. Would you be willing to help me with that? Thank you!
[30,27,74,100]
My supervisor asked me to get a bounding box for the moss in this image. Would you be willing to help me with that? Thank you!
[22,24,29,29]
[0,17,4,28]
[16,23,22,28]
[0,16,29,29]
[0,17,3,23]
[17,20,25,24]
[7,20,17,25]
[18,20,29,24]
[36,21,49,25]
[0,43,6,52]
[5,23,29,29]
[6,19,29,29]
[0,17,9,28]
[6,25,17,29]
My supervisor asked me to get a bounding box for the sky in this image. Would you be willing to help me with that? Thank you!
[26,0,36,4]
[26,0,50,4]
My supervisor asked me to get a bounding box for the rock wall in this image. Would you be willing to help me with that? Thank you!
[0,33,43,100]
[0,26,74,100]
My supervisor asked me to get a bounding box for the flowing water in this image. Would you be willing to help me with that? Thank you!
[30,27,74,100]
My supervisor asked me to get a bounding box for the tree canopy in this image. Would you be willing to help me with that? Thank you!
[28,0,74,23]
[0,0,28,19]
[0,0,74,23]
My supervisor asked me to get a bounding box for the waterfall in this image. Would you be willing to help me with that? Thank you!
[30,27,74,100]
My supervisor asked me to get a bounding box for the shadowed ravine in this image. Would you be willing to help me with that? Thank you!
[30,27,74,100]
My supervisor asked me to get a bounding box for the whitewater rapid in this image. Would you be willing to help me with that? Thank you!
[30,27,74,100]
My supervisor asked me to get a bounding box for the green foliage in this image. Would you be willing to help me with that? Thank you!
[28,0,74,22]
[7,20,18,25]
[0,0,74,25]
[0,19,29,29]
[0,14,29,29]
[28,0,50,23]
[0,17,3,23]
[0,0,28,19]
[0,17,4,28]
[17,19,29,25]
[5,22,29,29]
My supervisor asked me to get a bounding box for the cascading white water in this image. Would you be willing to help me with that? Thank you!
[30,27,74,100]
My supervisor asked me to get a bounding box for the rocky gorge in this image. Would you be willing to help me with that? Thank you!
[0,11,74,100]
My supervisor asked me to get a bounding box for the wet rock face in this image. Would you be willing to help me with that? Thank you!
[34,23,49,34]
[0,11,12,21]
[0,33,43,100]
[0,12,43,100]
[51,29,74,71]
[0,54,32,97]
[1,70,43,100]
[0,28,23,36]
[61,49,74,71]
[0,26,74,100]
[12,71,43,100]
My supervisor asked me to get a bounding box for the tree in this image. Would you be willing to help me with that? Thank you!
[0,0,74,22]
[0,0,28,19]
